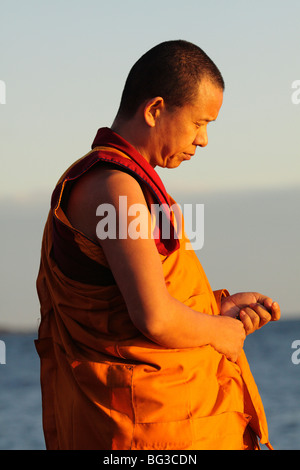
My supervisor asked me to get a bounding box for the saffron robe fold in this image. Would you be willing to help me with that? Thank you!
[35,127,271,450]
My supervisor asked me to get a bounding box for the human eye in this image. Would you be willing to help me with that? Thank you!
[195,119,214,129]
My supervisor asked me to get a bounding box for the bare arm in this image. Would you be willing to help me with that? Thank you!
[66,168,246,362]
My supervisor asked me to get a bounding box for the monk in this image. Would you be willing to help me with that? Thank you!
[35,40,280,450]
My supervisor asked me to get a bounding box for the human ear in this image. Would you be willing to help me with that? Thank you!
[143,97,164,127]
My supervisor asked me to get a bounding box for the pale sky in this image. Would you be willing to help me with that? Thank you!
[1,0,300,197]
[0,0,299,329]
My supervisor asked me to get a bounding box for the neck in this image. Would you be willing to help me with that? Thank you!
[111,116,156,167]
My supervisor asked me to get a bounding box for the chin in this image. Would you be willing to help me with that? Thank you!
[164,157,184,169]
[168,163,182,169]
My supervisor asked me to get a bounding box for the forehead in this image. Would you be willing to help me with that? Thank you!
[190,79,223,119]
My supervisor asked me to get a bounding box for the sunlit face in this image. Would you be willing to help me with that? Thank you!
[148,79,223,168]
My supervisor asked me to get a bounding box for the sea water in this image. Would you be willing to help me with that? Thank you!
[0,319,299,450]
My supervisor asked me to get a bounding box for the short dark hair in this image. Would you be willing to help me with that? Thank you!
[116,39,224,119]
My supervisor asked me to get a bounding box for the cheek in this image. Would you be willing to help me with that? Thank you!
[167,136,189,154]
[159,124,193,158]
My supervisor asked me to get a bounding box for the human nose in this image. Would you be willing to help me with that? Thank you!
[194,127,208,148]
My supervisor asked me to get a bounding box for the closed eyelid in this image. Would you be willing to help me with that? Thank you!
[198,119,216,124]
[196,118,216,125]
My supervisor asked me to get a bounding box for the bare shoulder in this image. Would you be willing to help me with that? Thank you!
[65,163,170,339]
[65,164,145,241]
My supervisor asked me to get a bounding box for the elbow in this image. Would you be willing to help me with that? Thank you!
[128,296,170,345]
[130,310,167,344]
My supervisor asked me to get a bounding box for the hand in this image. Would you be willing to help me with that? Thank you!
[211,315,246,362]
[220,292,281,335]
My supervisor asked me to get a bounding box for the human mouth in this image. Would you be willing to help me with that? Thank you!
[183,153,194,160]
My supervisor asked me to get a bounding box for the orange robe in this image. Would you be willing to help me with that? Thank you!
[35,128,272,450]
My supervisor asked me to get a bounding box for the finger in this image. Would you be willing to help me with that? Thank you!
[249,303,271,326]
[255,294,273,312]
[239,308,259,335]
[245,306,261,330]
[271,301,281,321]
[263,297,273,312]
